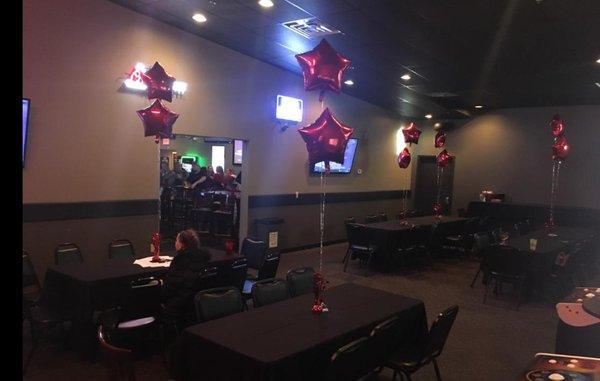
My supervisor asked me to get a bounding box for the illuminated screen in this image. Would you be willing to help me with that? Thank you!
[233,140,243,165]
[23,99,30,165]
[312,138,358,174]
[276,95,303,122]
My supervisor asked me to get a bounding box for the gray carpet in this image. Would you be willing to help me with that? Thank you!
[24,243,578,380]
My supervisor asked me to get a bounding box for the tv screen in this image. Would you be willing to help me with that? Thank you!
[22,99,30,165]
[233,139,243,165]
[311,138,358,174]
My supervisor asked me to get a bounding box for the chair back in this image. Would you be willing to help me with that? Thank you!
[378,213,388,222]
[369,315,401,365]
[193,265,221,293]
[194,286,244,322]
[98,325,136,381]
[109,239,135,259]
[54,243,83,265]
[251,278,289,307]
[421,305,459,361]
[257,251,280,280]
[241,237,266,270]
[482,244,528,277]
[22,251,40,289]
[325,336,374,380]
[365,215,378,224]
[227,257,248,291]
[472,232,491,256]
[344,217,356,225]
[513,220,532,236]
[286,267,315,297]
[121,277,162,321]
[346,223,370,248]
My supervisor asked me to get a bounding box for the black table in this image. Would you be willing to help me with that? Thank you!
[41,248,242,358]
[364,215,466,267]
[175,283,428,381]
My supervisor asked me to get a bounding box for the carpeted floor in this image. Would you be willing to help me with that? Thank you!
[23,242,580,380]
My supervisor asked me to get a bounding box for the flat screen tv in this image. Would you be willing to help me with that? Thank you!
[311,138,358,174]
[22,98,30,166]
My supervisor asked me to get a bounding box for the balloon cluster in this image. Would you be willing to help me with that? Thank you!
[396,123,421,220]
[296,40,354,313]
[547,115,570,227]
[134,62,180,143]
[433,127,451,216]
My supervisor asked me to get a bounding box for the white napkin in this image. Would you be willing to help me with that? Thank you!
[133,256,174,268]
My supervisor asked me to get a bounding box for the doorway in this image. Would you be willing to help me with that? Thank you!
[414,155,455,215]
[159,134,247,250]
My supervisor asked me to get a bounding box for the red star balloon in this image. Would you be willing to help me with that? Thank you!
[298,108,354,170]
[136,99,179,142]
[142,61,176,102]
[398,148,411,169]
[435,130,446,148]
[295,39,351,101]
[402,122,422,145]
[550,114,565,138]
[436,149,452,167]
[552,136,569,162]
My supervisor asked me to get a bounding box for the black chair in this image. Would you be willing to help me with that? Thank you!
[365,215,379,224]
[469,232,491,288]
[97,323,137,381]
[396,226,433,271]
[286,267,315,297]
[241,237,267,272]
[490,228,503,244]
[54,243,83,265]
[457,208,467,218]
[369,315,402,369]
[23,251,41,302]
[251,278,290,307]
[243,251,281,302]
[482,245,529,309]
[344,223,377,274]
[109,239,136,259]
[227,257,248,292]
[379,212,388,222]
[325,336,376,380]
[385,305,459,381]
[119,277,163,323]
[194,286,244,322]
[513,220,532,236]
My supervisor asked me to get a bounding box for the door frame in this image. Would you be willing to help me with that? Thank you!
[414,155,455,215]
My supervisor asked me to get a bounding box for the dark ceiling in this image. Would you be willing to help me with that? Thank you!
[110,0,600,119]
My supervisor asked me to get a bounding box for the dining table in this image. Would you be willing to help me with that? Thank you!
[364,215,467,268]
[173,283,428,381]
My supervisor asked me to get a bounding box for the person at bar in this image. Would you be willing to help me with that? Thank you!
[161,229,211,325]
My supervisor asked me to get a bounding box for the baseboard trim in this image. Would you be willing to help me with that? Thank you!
[280,238,347,254]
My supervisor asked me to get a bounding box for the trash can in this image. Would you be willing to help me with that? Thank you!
[254,217,285,252]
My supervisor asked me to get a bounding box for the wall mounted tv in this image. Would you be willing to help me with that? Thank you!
[311,138,358,174]
[23,98,30,166]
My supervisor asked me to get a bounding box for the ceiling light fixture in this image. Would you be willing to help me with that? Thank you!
[192,13,207,23]
[258,0,274,8]
[344,79,354,86]
[425,114,433,119]
[596,57,600,64]
[401,74,411,81]
[475,105,483,109]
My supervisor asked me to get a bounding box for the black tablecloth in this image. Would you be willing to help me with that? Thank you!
[364,216,466,267]
[175,283,428,381]
[41,248,242,358]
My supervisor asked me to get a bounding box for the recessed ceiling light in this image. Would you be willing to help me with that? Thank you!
[433,122,442,128]
[596,57,600,64]
[401,74,411,81]
[425,114,433,119]
[475,105,483,109]
[344,79,354,86]
[192,13,207,23]
[258,0,274,8]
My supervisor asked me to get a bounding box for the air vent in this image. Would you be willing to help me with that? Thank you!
[426,92,459,98]
[282,18,342,39]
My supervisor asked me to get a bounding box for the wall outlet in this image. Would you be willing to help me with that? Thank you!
[357,168,363,175]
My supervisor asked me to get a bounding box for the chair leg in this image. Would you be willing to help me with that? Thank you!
[392,370,397,381]
[470,268,481,288]
[365,252,373,276]
[343,250,350,272]
[342,248,350,264]
[433,358,442,381]
[483,275,490,304]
